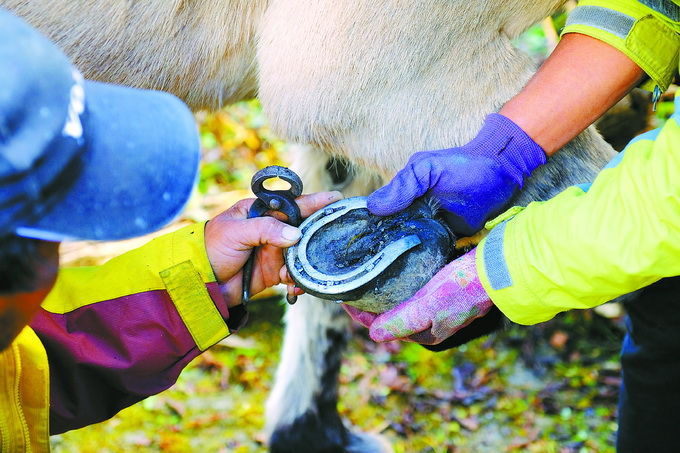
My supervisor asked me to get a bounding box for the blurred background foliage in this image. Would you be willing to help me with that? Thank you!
[195,100,289,195]
[54,6,674,453]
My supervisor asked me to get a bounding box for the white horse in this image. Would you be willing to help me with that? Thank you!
[3,1,615,451]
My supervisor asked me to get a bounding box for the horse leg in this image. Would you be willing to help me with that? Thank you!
[265,148,391,453]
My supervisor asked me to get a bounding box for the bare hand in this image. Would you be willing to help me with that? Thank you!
[205,191,343,306]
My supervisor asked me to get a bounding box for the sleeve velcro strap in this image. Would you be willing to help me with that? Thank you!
[160,261,230,351]
[626,15,679,90]
[563,3,680,91]
[484,205,525,230]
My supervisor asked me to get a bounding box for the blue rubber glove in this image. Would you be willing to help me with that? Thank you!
[367,113,546,235]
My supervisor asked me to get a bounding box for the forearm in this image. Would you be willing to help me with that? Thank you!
[500,33,645,155]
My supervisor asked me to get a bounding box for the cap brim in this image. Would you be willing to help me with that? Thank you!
[16,81,200,241]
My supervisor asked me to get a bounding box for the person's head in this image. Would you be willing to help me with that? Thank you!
[0,235,58,349]
[0,9,201,349]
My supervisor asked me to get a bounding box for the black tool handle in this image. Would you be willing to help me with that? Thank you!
[242,166,303,306]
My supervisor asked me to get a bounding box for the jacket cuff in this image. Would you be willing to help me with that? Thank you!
[476,218,559,326]
[561,2,679,91]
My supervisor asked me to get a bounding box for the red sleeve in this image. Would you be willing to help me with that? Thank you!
[31,283,247,434]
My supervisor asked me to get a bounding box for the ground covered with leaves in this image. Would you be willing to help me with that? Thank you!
[52,298,623,453]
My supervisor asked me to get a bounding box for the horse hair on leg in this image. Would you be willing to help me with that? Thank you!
[265,295,391,453]
[266,148,391,452]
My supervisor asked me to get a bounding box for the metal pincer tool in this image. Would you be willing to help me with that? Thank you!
[242,165,303,306]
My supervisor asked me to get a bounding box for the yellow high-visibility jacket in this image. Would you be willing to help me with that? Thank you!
[0,328,50,452]
[478,0,680,325]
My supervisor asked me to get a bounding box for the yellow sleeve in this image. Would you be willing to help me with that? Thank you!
[562,0,680,91]
[43,222,231,350]
[477,103,680,325]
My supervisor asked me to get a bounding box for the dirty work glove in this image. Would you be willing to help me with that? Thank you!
[367,113,546,235]
[343,249,493,345]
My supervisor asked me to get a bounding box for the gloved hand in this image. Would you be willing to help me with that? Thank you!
[342,248,493,345]
[367,113,545,235]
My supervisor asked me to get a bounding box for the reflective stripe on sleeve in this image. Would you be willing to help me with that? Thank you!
[482,221,513,290]
[566,6,636,38]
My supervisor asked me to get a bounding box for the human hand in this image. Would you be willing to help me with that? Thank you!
[343,248,493,345]
[367,113,545,235]
[205,191,343,307]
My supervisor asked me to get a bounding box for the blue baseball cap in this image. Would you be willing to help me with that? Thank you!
[0,9,200,241]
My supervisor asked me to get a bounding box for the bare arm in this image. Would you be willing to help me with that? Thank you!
[500,33,646,155]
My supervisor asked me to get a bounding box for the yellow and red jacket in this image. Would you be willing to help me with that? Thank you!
[477,0,680,325]
[0,222,241,452]
[0,328,50,452]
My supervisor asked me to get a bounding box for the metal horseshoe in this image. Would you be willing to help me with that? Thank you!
[285,197,422,298]
[242,166,303,306]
